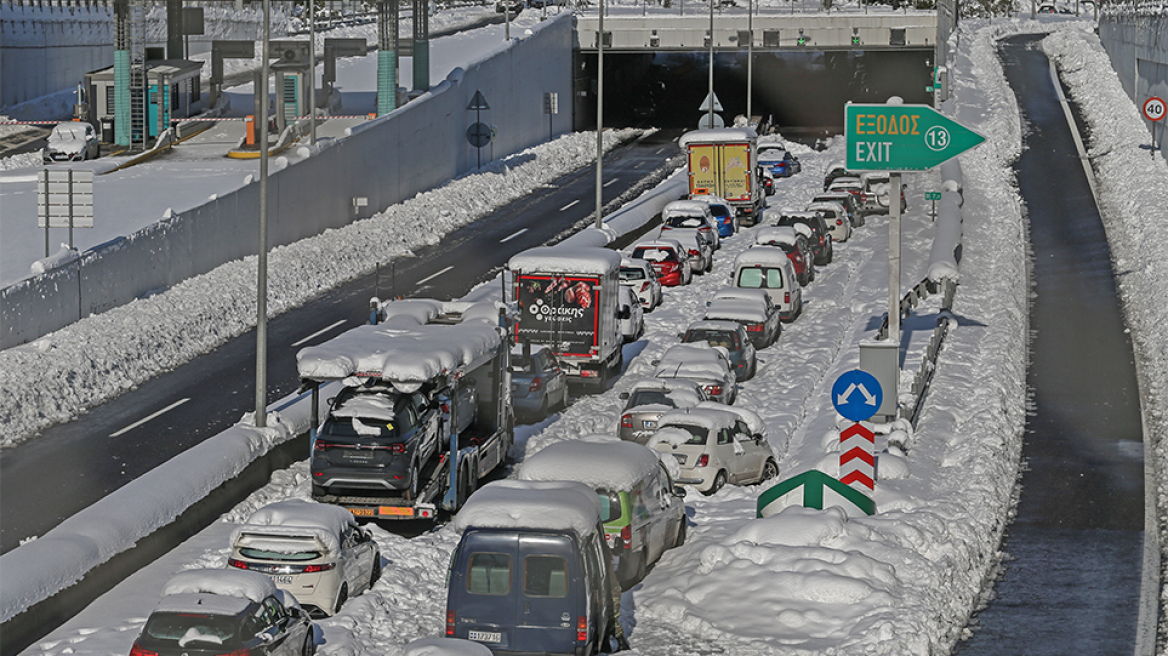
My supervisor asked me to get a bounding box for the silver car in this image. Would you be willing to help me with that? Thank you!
[652,343,737,405]
[618,377,706,443]
[42,122,100,163]
[510,345,570,419]
[619,257,664,311]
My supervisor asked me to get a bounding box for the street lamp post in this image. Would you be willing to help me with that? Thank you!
[746,0,753,122]
[308,0,315,144]
[707,0,714,128]
[255,0,271,427]
[595,0,604,229]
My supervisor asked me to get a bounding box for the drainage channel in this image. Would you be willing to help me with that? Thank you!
[954,35,1147,655]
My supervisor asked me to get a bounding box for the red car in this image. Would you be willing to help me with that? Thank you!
[753,226,814,286]
[630,239,693,287]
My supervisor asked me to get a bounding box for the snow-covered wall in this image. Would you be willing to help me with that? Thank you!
[1097,11,1168,165]
[1,15,574,348]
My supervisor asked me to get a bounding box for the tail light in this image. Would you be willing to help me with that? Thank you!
[705,385,723,397]
[227,558,249,569]
[785,292,791,304]
[580,369,598,378]
[228,559,334,574]
[699,225,711,233]
[746,324,763,332]
[528,377,543,392]
[314,441,404,453]
[447,610,456,636]
[696,454,710,467]
[688,249,700,257]
[621,414,633,429]
[217,650,250,656]
[130,643,158,656]
[836,219,843,226]
[620,525,632,550]
[577,616,588,642]
[819,235,826,246]
[640,282,650,292]
[301,563,336,573]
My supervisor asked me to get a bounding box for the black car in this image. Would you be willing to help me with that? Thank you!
[773,211,834,266]
[496,0,523,12]
[131,569,314,656]
[310,383,441,500]
[811,191,864,227]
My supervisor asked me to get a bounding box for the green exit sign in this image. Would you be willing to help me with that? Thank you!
[926,191,942,201]
[846,103,986,171]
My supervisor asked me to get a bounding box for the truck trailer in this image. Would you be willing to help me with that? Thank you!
[679,128,764,225]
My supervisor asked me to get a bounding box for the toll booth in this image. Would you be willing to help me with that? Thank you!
[84,59,203,143]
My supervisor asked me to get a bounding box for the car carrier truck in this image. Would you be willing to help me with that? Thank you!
[296,298,514,521]
[679,127,764,226]
[508,246,626,390]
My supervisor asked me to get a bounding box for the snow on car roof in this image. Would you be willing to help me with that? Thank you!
[734,246,794,269]
[662,200,712,218]
[685,319,744,334]
[696,400,766,436]
[657,406,740,432]
[296,321,501,390]
[508,246,621,276]
[160,569,277,607]
[380,299,444,325]
[703,298,768,324]
[520,435,663,491]
[453,480,602,539]
[627,376,705,395]
[757,149,788,161]
[631,239,684,252]
[806,202,844,215]
[49,123,90,139]
[678,127,758,147]
[231,498,356,554]
[403,637,493,656]
[654,343,731,378]
[713,287,771,304]
[329,392,396,421]
[689,194,729,206]
[829,177,861,186]
[755,226,799,247]
[620,257,652,270]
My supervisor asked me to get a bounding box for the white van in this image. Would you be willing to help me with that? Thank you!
[731,247,803,321]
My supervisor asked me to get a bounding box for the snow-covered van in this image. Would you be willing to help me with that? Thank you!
[731,246,803,321]
[447,480,621,655]
[518,436,687,587]
[297,298,514,521]
[509,247,626,389]
[679,128,764,225]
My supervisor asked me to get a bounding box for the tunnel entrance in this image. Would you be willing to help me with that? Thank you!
[575,49,935,139]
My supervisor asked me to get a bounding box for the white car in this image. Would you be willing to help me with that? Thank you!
[659,226,713,275]
[806,201,852,242]
[228,498,380,617]
[652,342,737,404]
[619,257,663,310]
[42,122,100,163]
[660,200,720,250]
[689,194,739,238]
[649,404,777,495]
[618,284,645,343]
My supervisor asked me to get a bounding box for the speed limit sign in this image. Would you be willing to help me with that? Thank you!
[1144,97,1166,122]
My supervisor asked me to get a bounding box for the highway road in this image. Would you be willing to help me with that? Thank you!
[0,130,682,553]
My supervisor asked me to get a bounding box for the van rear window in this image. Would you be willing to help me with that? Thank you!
[598,492,623,522]
[523,555,568,598]
[467,552,512,595]
[737,268,783,289]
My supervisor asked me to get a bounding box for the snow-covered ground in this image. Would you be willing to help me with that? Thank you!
[4,12,1168,656]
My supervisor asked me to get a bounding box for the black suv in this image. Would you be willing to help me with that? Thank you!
[773,211,834,266]
[310,383,441,500]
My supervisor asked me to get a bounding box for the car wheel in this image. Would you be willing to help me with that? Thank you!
[311,483,327,498]
[761,459,779,482]
[369,551,382,587]
[538,394,549,418]
[703,470,727,496]
[333,583,349,615]
[674,518,687,547]
[635,548,648,582]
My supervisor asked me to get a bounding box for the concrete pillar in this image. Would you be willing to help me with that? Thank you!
[413,0,430,92]
[166,0,183,60]
[377,0,398,115]
[114,0,131,146]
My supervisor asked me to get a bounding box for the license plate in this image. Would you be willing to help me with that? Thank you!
[270,575,294,584]
[643,420,656,429]
[468,630,502,643]
[672,454,686,465]
[379,506,414,517]
[347,507,375,517]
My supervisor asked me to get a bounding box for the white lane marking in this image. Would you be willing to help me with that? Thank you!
[560,200,580,211]
[500,228,529,243]
[417,265,454,285]
[655,147,665,154]
[110,398,191,437]
[603,178,618,187]
[291,319,347,347]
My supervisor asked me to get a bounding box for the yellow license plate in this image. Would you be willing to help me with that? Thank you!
[347,507,376,517]
[379,506,414,517]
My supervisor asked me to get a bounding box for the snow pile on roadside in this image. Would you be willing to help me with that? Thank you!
[1041,26,1168,642]
[0,129,638,447]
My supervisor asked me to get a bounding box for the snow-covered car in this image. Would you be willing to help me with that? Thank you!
[510,345,569,419]
[42,122,100,163]
[812,191,864,227]
[704,287,782,349]
[822,160,858,191]
[630,239,692,286]
[649,405,777,495]
[731,246,804,322]
[227,498,380,617]
[618,377,706,443]
[619,257,663,310]
[652,342,737,404]
[618,285,644,343]
[690,195,738,238]
[755,225,814,287]
[659,226,713,275]
[859,171,908,215]
[772,210,833,265]
[827,176,864,208]
[131,569,315,656]
[660,200,719,250]
[679,320,756,381]
[806,201,852,242]
[758,148,801,178]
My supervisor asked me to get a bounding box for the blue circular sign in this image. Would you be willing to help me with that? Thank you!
[831,370,883,422]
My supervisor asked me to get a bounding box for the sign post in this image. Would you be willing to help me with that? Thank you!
[926,190,941,220]
[467,90,491,169]
[37,169,94,256]
[1142,96,1165,157]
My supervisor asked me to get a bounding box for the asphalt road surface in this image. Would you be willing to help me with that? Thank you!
[0,131,682,553]
[955,36,1145,655]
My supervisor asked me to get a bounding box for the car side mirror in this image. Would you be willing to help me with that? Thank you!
[619,392,629,400]
[620,307,631,320]
[677,333,684,340]
[673,486,686,497]
[651,360,660,366]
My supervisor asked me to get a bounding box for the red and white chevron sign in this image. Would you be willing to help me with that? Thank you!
[839,422,875,493]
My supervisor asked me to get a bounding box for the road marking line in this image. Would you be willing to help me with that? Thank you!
[560,199,580,211]
[292,319,347,347]
[603,178,618,187]
[655,147,665,154]
[500,228,528,243]
[111,398,190,437]
[417,265,454,285]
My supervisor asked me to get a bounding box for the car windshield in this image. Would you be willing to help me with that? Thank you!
[512,354,539,374]
[598,491,623,522]
[633,247,674,263]
[707,205,730,218]
[668,424,708,445]
[620,267,647,281]
[685,329,739,350]
[737,267,784,288]
[627,390,677,409]
[665,216,705,228]
[143,612,240,644]
[320,416,401,440]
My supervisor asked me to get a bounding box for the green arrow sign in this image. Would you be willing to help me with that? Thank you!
[846,103,986,171]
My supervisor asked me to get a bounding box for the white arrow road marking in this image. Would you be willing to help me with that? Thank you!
[837,382,857,406]
[111,398,190,437]
[857,383,877,405]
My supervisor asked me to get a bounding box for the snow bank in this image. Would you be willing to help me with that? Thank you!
[403,637,492,656]
[518,435,663,491]
[30,244,80,276]
[453,480,602,539]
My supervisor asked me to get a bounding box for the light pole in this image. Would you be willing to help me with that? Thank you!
[255,0,271,427]
[746,0,753,122]
[707,0,714,128]
[595,0,605,229]
[308,0,316,144]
